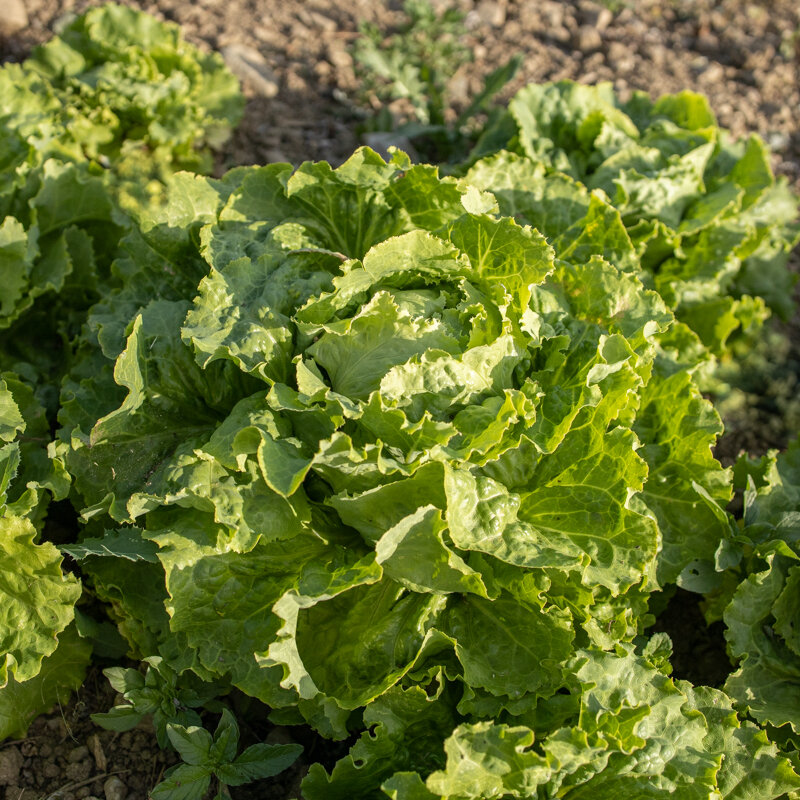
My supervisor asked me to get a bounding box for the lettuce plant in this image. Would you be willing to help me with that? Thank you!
[0,3,242,398]
[0,1,242,748]
[2,7,800,796]
[48,147,791,795]
[706,437,800,741]
[0,3,243,174]
[0,372,87,739]
[465,81,800,364]
[353,0,472,127]
[304,645,800,798]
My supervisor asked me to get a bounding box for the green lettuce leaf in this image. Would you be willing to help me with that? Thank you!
[718,437,800,733]
[0,514,81,687]
[465,80,799,368]
[0,624,91,740]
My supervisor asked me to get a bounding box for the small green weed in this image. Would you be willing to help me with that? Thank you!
[351,0,520,162]
[94,661,301,800]
[151,709,302,800]
[92,657,221,748]
[353,0,470,126]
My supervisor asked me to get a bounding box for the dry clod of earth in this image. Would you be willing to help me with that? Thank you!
[0,749,23,787]
[222,43,280,98]
[103,775,127,800]
[67,746,89,765]
[572,25,603,52]
[86,736,107,773]
[473,0,507,28]
[0,0,28,37]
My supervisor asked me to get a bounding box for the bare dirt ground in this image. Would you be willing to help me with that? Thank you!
[1,1,800,798]
[4,0,800,188]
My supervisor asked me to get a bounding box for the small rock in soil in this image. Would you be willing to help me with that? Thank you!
[548,25,571,45]
[222,43,279,98]
[0,0,28,37]
[308,10,337,31]
[767,131,790,151]
[18,743,35,759]
[66,759,92,782]
[572,25,603,52]
[474,0,506,28]
[44,762,61,779]
[448,72,470,105]
[103,775,127,800]
[698,62,725,82]
[696,32,719,54]
[327,40,353,70]
[0,748,23,787]
[87,734,107,772]
[68,745,90,764]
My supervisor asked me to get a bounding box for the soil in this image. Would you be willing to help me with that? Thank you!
[3,0,800,186]
[0,670,177,800]
[1,0,799,798]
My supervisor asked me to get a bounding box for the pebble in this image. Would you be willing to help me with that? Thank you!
[68,746,90,764]
[474,0,506,28]
[103,775,127,800]
[66,760,92,782]
[709,10,728,31]
[766,131,790,151]
[607,41,634,70]
[645,43,668,67]
[548,25,572,46]
[0,0,28,37]
[448,73,470,106]
[696,32,719,55]
[699,63,725,83]
[0,748,22,787]
[307,11,337,32]
[542,3,565,26]
[221,43,279,98]
[87,734,107,772]
[572,25,603,52]
[327,41,353,70]
[44,762,61,779]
